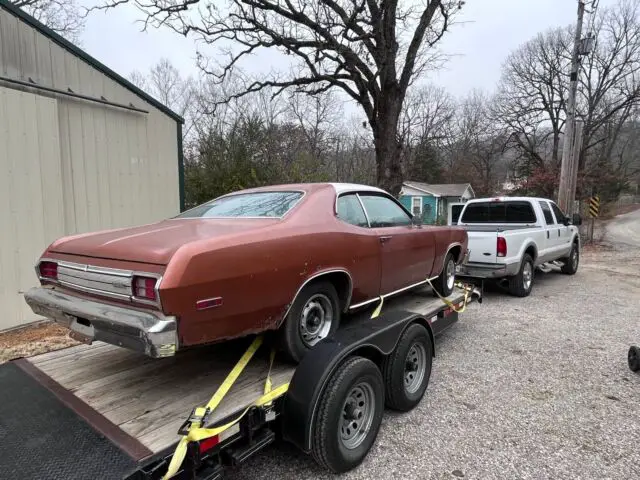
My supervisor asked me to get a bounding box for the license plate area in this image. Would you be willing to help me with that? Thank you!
[68,315,95,344]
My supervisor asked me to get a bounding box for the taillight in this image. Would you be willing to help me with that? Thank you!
[497,237,507,257]
[132,276,158,301]
[39,261,58,279]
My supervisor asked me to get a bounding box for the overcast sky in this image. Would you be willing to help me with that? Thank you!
[81,0,616,100]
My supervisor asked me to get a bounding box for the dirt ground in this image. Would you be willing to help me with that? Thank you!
[0,322,78,364]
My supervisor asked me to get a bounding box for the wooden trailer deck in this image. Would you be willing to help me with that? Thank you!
[17,287,464,460]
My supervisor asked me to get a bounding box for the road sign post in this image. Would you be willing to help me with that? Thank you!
[588,195,600,243]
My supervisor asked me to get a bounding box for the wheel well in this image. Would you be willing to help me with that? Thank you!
[524,245,537,261]
[448,245,462,262]
[308,271,352,312]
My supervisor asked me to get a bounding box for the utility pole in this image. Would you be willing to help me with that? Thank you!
[558,0,586,214]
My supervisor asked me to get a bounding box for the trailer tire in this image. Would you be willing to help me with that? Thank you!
[382,323,433,411]
[432,252,456,298]
[628,346,640,372]
[311,356,384,473]
[280,280,341,363]
[507,254,534,297]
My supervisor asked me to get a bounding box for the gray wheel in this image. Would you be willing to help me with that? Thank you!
[561,242,579,275]
[433,252,456,297]
[299,293,334,348]
[280,280,341,364]
[311,356,384,473]
[382,323,433,411]
[508,254,534,297]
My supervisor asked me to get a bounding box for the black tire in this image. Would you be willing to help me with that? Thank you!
[432,252,456,298]
[381,323,433,411]
[628,346,640,372]
[311,356,384,474]
[280,280,340,364]
[508,254,534,297]
[561,242,580,275]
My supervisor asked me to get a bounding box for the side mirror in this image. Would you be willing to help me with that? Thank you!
[572,213,582,226]
[411,215,423,226]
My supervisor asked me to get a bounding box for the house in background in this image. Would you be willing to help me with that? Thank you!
[399,181,476,224]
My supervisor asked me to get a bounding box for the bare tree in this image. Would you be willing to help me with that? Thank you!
[12,0,85,42]
[93,0,463,195]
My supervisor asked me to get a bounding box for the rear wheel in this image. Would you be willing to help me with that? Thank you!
[432,252,456,298]
[382,323,433,411]
[311,356,384,473]
[628,346,640,372]
[561,242,579,275]
[508,254,534,297]
[280,281,340,363]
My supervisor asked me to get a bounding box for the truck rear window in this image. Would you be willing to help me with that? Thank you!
[460,201,536,223]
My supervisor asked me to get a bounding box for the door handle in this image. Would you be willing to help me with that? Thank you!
[546,231,549,239]
[379,236,392,244]
[557,229,560,237]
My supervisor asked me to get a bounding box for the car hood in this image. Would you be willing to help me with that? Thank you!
[48,218,280,265]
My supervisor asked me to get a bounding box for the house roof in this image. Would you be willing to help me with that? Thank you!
[0,0,184,124]
[403,181,474,198]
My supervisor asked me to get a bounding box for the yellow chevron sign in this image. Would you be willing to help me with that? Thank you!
[589,195,600,218]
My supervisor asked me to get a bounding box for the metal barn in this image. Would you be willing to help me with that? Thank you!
[0,0,184,330]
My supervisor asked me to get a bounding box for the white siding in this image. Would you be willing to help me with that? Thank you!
[0,87,65,329]
[0,6,181,329]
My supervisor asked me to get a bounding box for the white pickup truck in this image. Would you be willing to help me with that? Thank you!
[455,197,583,297]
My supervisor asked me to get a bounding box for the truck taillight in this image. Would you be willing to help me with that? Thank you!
[39,261,58,280]
[497,237,507,257]
[132,276,158,301]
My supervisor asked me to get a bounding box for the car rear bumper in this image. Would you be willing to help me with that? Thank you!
[456,261,520,279]
[24,286,178,358]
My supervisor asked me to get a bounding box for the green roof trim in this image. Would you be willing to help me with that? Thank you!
[0,0,184,124]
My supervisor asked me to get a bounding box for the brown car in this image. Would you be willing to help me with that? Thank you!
[24,183,468,362]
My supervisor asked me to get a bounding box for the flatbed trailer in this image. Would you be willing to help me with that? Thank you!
[0,285,481,480]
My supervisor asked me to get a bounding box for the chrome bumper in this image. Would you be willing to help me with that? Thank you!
[456,261,520,279]
[24,286,178,358]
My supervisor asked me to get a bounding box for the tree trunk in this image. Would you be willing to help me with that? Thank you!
[373,93,404,196]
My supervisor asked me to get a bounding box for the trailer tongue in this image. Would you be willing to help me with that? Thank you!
[1,284,481,480]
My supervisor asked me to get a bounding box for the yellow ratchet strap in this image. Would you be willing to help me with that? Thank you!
[370,296,384,319]
[162,336,289,480]
[426,279,471,313]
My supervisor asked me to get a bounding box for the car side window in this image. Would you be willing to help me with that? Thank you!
[539,201,555,225]
[358,194,412,228]
[337,194,369,227]
[550,202,566,224]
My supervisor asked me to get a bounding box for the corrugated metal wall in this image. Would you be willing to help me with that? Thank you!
[0,6,181,330]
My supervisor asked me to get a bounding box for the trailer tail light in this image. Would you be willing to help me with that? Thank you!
[198,435,220,454]
[39,261,58,280]
[497,236,507,257]
[132,276,157,301]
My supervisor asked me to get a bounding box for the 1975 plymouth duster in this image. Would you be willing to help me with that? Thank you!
[24,183,468,363]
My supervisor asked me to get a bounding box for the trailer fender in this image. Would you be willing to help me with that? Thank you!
[281,309,433,453]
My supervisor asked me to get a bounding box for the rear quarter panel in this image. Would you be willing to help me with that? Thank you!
[426,226,468,277]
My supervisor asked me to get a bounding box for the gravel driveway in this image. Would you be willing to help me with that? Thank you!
[229,220,640,479]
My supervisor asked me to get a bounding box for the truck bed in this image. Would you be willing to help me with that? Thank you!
[3,287,469,478]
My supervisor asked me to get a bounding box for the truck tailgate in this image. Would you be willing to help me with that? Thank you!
[466,230,498,263]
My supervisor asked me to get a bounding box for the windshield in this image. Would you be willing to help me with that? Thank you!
[460,201,536,224]
[176,191,304,219]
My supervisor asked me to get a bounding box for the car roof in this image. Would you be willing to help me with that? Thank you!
[228,182,388,195]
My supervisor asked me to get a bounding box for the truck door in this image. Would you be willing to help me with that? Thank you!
[549,202,573,257]
[537,201,556,262]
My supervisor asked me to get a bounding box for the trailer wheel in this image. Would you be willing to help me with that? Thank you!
[382,323,433,411]
[507,254,534,297]
[280,280,340,363]
[311,356,384,473]
[628,346,640,372]
[432,252,456,298]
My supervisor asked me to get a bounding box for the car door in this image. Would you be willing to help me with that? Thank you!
[537,200,556,263]
[549,201,573,258]
[357,193,434,294]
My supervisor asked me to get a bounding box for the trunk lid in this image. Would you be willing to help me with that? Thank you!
[49,218,280,265]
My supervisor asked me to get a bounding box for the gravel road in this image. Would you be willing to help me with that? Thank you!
[229,216,640,480]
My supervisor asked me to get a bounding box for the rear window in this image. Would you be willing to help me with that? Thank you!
[460,201,537,224]
[176,191,303,218]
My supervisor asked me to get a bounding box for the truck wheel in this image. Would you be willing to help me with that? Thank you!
[508,254,534,297]
[382,323,433,411]
[628,346,640,372]
[561,243,579,275]
[280,281,340,364]
[432,252,456,298]
[311,356,384,473]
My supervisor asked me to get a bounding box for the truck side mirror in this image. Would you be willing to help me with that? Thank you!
[572,213,582,226]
